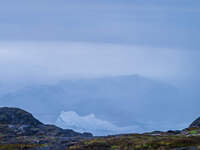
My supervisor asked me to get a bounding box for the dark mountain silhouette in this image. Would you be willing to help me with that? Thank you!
[0,107,42,127]
[189,117,200,128]
[0,107,92,137]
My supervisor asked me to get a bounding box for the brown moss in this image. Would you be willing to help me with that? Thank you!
[69,134,200,150]
[0,144,44,150]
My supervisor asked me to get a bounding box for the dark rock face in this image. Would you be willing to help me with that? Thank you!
[0,107,93,150]
[0,107,92,138]
[189,117,200,128]
[0,107,43,126]
[167,130,181,135]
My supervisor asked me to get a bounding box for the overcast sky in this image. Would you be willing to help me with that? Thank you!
[0,0,199,83]
[0,0,200,135]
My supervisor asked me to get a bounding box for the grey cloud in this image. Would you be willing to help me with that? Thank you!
[0,42,193,84]
[0,0,199,49]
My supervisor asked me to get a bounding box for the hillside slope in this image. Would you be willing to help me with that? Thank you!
[0,107,92,150]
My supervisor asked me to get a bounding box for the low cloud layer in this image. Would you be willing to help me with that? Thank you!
[0,42,197,85]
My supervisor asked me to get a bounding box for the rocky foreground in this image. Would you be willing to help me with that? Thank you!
[0,107,92,150]
[68,117,200,150]
[0,107,200,150]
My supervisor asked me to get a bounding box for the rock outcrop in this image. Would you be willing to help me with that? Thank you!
[0,107,92,138]
[0,107,93,150]
[189,117,200,128]
[0,107,42,126]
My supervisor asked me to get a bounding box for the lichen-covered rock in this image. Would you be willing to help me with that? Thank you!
[0,107,93,150]
[0,107,43,127]
[0,107,92,138]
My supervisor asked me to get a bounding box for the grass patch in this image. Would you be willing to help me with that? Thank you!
[190,130,199,134]
[69,134,200,150]
[0,144,45,150]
